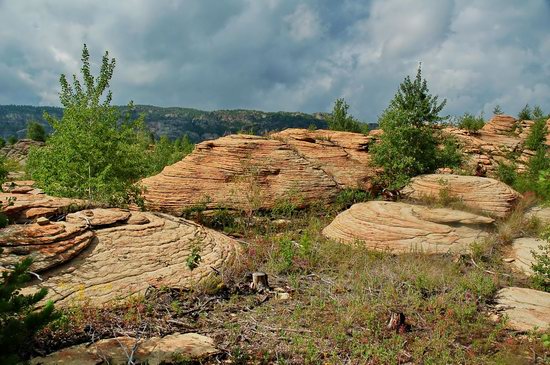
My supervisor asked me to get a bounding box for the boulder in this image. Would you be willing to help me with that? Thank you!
[0,139,44,164]
[525,206,550,224]
[30,333,219,365]
[322,201,494,254]
[505,238,546,275]
[402,174,521,217]
[495,287,550,332]
[34,212,240,305]
[140,129,378,215]
[0,221,94,272]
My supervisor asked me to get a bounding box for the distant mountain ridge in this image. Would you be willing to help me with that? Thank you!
[0,104,352,142]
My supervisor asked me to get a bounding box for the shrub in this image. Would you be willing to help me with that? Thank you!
[0,255,59,364]
[531,229,550,292]
[493,105,503,115]
[458,112,485,134]
[26,121,47,142]
[524,118,548,151]
[7,136,17,145]
[0,137,5,148]
[327,98,367,134]
[334,189,370,210]
[496,161,518,186]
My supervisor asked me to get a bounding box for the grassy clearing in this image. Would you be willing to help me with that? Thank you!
[33,202,550,364]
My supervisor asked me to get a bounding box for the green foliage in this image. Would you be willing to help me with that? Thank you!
[334,189,370,210]
[327,98,367,134]
[524,118,548,151]
[518,104,533,120]
[7,135,17,145]
[0,137,5,148]
[26,121,47,142]
[437,134,462,168]
[147,134,194,175]
[496,161,518,186]
[186,246,202,271]
[372,66,450,189]
[0,256,59,364]
[26,45,151,205]
[532,105,545,120]
[493,105,503,115]
[458,112,485,134]
[531,229,550,292]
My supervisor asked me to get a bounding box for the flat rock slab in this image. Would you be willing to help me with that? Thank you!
[35,212,240,306]
[506,237,546,275]
[525,206,550,224]
[0,221,94,272]
[140,129,378,215]
[402,174,521,217]
[322,201,494,254]
[495,287,550,332]
[66,208,131,227]
[30,332,219,365]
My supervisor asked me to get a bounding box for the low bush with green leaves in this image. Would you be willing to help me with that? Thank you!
[458,112,485,134]
[531,228,550,292]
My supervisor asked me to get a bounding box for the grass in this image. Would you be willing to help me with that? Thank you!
[32,202,550,364]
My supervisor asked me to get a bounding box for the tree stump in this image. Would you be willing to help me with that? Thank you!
[250,272,269,291]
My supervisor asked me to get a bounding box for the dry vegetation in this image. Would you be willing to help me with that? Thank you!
[32,195,550,364]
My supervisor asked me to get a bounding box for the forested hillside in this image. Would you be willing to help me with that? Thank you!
[0,104,353,142]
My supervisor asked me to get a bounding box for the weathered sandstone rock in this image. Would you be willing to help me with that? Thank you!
[0,221,94,272]
[66,208,131,227]
[525,206,550,224]
[0,139,44,164]
[322,201,494,254]
[505,238,545,275]
[140,129,378,214]
[0,190,87,223]
[495,287,550,332]
[34,212,240,305]
[402,174,521,217]
[30,333,219,365]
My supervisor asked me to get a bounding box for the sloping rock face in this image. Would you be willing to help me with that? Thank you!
[30,333,219,365]
[402,174,521,217]
[505,238,545,275]
[322,201,494,254]
[495,287,550,332]
[140,129,378,215]
[0,187,87,223]
[31,211,240,306]
[445,115,550,176]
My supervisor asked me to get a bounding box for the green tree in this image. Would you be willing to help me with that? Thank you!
[518,104,533,120]
[27,44,150,205]
[493,105,503,115]
[525,118,549,151]
[327,98,367,134]
[147,134,194,175]
[0,255,59,364]
[0,137,5,149]
[372,66,454,189]
[7,136,17,145]
[532,105,545,120]
[26,121,47,142]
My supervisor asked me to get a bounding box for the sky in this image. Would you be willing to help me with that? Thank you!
[0,0,549,122]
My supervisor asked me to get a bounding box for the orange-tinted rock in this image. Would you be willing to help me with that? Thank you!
[0,139,44,164]
[481,114,517,134]
[140,129,377,214]
[402,174,521,217]
[0,191,87,223]
[322,201,494,254]
[0,221,94,272]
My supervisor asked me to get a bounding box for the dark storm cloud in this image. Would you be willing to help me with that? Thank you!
[0,0,549,122]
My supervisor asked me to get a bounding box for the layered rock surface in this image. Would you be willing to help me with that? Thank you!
[322,201,494,254]
[140,129,378,215]
[495,287,550,332]
[0,208,240,306]
[30,333,219,365]
[505,238,545,276]
[402,174,521,217]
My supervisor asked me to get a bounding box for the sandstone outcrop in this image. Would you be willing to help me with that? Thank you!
[30,333,219,365]
[505,238,545,275]
[444,115,550,176]
[0,139,44,164]
[495,287,550,332]
[525,206,550,224]
[140,129,378,215]
[402,174,521,217]
[322,201,494,254]
[66,208,131,227]
[27,211,240,305]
